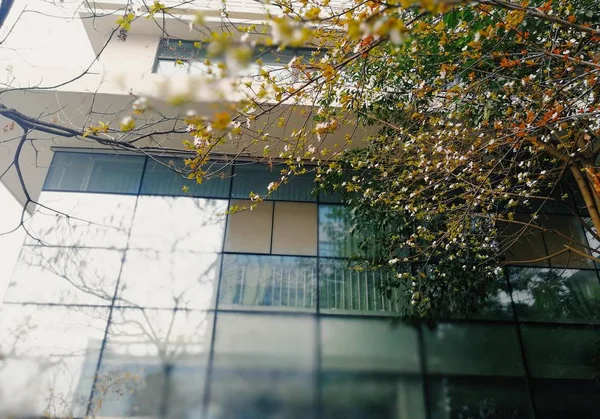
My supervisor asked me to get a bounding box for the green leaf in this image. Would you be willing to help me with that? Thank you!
[443,11,459,28]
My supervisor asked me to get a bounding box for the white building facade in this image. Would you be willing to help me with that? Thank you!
[0,1,599,418]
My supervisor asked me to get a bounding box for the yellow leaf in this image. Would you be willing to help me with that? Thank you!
[505,10,526,29]
[322,64,335,80]
[119,117,136,132]
[212,112,231,130]
[305,7,321,20]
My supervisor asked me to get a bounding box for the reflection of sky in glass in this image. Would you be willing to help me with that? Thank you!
[0,305,107,417]
[92,309,213,418]
[6,246,122,305]
[25,192,137,248]
[3,152,600,418]
[128,196,227,252]
[118,250,220,310]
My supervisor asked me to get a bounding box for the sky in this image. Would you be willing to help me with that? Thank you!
[0,183,24,305]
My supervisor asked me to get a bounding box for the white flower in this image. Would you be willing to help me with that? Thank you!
[267,182,277,191]
[133,97,148,111]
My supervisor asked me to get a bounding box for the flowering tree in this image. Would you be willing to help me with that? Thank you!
[176,0,600,318]
[1,0,600,318]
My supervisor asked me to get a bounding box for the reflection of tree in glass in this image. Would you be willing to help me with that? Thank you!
[1,195,224,417]
[509,268,600,323]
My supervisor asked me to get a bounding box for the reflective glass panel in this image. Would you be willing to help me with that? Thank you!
[155,59,189,76]
[318,205,359,258]
[213,312,315,371]
[320,317,420,373]
[118,250,220,309]
[422,323,525,377]
[428,377,533,419]
[499,215,549,266]
[44,152,144,194]
[25,191,136,249]
[529,377,600,418]
[322,374,425,419]
[219,254,317,311]
[92,308,213,418]
[231,164,316,202]
[520,324,598,380]
[0,304,108,418]
[140,159,231,198]
[319,258,403,314]
[539,214,594,269]
[5,246,122,305]
[509,267,600,323]
[209,312,316,419]
[128,196,227,252]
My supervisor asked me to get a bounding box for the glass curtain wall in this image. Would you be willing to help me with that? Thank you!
[0,150,598,418]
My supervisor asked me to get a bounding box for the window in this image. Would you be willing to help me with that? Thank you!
[153,39,318,81]
[219,254,317,310]
[140,158,231,198]
[509,267,600,323]
[45,152,145,194]
[319,258,405,313]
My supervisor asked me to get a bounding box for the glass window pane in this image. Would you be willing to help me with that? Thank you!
[321,317,420,373]
[582,217,600,268]
[219,254,317,311]
[319,190,343,204]
[428,377,533,419]
[92,308,212,418]
[213,312,315,371]
[155,59,189,75]
[523,324,600,417]
[509,267,600,323]
[319,205,359,258]
[157,39,198,60]
[5,246,122,305]
[140,159,231,198]
[189,60,220,76]
[0,305,108,418]
[422,323,525,377]
[272,202,318,256]
[231,164,280,199]
[530,377,600,418]
[45,152,145,194]
[319,258,402,314]
[322,374,425,419]
[118,250,220,310]
[224,200,273,254]
[499,215,549,266]
[539,215,594,269]
[270,172,316,202]
[25,191,136,249]
[209,369,315,419]
[231,164,316,202]
[209,312,315,419]
[520,324,598,380]
[129,196,227,252]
